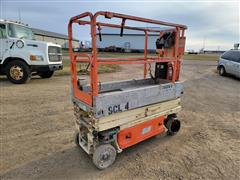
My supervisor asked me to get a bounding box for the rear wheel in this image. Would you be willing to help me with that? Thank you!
[219,66,226,76]
[5,60,31,84]
[39,71,54,78]
[165,115,181,136]
[92,144,116,170]
[74,131,80,147]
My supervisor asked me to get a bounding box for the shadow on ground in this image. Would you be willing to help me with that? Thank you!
[1,133,172,180]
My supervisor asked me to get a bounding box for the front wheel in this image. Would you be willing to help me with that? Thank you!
[92,144,117,170]
[219,66,226,76]
[5,60,31,84]
[39,71,54,78]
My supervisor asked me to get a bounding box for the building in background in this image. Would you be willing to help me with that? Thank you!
[32,28,79,49]
[97,27,164,51]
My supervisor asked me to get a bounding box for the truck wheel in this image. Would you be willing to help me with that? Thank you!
[92,144,116,170]
[219,66,226,76]
[5,60,31,84]
[39,71,54,78]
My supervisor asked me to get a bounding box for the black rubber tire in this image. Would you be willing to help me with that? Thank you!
[39,71,54,78]
[5,60,31,84]
[166,118,176,136]
[74,131,80,147]
[92,144,116,170]
[219,66,226,76]
[165,115,181,136]
[167,130,175,136]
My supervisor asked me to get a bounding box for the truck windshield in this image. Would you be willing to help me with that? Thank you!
[8,23,35,40]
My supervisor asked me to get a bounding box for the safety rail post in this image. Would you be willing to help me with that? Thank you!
[68,17,75,85]
[144,31,148,78]
[172,27,180,82]
[91,14,99,97]
[68,12,93,106]
[176,29,185,80]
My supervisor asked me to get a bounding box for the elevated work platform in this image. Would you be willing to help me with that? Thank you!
[75,78,183,118]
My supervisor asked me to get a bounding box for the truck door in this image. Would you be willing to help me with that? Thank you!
[0,24,8,61]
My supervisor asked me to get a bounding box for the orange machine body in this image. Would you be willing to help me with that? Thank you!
[117,116,165,149]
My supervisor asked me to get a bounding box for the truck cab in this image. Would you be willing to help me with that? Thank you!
[0,19,63,84]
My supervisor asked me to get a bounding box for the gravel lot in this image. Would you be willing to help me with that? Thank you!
[0,60,239,180]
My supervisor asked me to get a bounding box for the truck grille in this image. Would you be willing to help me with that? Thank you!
[48,46,62,62]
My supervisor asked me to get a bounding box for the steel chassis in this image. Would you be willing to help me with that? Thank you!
[68,11,187,169]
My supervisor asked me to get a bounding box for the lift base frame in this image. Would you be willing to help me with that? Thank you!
[75,98,181,155]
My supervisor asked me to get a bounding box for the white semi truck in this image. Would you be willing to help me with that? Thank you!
[0,19,63,84]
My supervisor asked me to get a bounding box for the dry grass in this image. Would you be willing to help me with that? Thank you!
[54,59,121,76]
[183,53,220,61]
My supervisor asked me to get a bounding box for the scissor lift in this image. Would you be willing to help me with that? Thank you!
[68,11,187,169]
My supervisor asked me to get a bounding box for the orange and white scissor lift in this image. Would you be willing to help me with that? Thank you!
[68,11,187,169]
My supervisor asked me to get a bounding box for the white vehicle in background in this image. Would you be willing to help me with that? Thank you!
[0,19,63,84]
[217,49,240,78]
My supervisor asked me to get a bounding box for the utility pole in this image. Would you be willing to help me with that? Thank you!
[18,8,21,22]
[202,36,206,50]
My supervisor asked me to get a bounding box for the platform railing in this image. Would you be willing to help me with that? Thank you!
[68,11,187,107]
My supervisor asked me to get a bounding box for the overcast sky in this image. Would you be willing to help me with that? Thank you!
[1,0,239,51]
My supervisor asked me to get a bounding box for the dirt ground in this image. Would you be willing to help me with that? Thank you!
[0,60,239,180]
